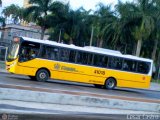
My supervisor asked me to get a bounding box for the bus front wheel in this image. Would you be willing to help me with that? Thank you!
[105,78,116,90]
[36,69,49,82]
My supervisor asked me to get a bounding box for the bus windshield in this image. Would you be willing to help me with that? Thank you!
[19,41,40,62]
[7,41,19,62]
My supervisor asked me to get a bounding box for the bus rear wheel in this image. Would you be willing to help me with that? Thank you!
[36,69,49,82]
[105,78,116,90]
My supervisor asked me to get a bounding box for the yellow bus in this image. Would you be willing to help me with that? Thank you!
[6,36,153,89]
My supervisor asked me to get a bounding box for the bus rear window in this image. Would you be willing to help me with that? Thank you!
[137,62,150,74]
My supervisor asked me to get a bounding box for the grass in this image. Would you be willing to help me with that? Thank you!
[151,79,160,84]
[0,61,5,69]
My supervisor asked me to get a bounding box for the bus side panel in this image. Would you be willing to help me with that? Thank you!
[105,69,151,89]
[117,78,151,89]
[50,70,105,84]
[15,58,106,84]
[15,65,38,76]
[50,62,106,84]
[9,58,151,89]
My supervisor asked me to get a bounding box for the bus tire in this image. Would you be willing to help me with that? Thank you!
[36,69,49,82]
[94,84,103,88]
[105,78,116,90]
[28,76,36,80]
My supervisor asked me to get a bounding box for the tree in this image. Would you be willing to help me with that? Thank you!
[24,0,63,40]
[48,4,92,45]
[2,4,24,24]
[131,0,155,56]
[0,17,5,28]
[115,0,155,56]
[150,0,160,61]
[93,3,116,47]
[0,0,5,28]
[133,0,154,56]
[63,8,89,44]
[113,2,137,54]
[0,0,2,7]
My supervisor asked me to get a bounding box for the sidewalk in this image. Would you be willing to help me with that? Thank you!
[150,83,160,91]
[0,85,160,113]
[0,68,7,73]
[0,99,157,115]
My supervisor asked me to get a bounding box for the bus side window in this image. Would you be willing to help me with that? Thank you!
[108,57,122,70]
[123,60,129,71]
[87,54,94,65]
[122,59,137,72]
[137,62,150,74]
[93,54,108,67]
[77,52,86,64]
[69,50,76,63]
[82,52,88,64]
[59,48,70,62]
[41,45,59,60]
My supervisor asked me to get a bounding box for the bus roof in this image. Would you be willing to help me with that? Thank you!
[84,46,122,55]
[21,36,153,62]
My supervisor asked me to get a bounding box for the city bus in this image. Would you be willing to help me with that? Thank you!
[6,36,153,89]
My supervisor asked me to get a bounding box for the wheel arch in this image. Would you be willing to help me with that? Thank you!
[105,77,117,86]
[36,67,51,77]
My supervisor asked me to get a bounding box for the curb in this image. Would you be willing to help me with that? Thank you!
[0,88,160,112]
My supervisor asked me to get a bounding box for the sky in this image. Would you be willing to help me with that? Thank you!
[2,0,129,10]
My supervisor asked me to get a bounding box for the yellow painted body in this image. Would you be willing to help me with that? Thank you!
[6,58,151,89]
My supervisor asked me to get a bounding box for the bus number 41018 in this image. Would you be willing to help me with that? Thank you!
[94,70,105,75]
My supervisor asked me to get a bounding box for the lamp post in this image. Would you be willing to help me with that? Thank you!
[58,29,62,43]
[89,26,94,46]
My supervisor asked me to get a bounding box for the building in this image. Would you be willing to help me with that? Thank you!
[0,24,42,47]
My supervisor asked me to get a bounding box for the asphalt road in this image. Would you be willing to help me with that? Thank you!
[1,104,159,120]
[1,102,160,120]
[0,72,160,100]
[0,111,135,120]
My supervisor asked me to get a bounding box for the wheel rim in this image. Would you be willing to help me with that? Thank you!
[39,72,46,79]
[107,79,115,88]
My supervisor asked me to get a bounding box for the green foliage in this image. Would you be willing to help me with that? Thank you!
[2,0,160,64]
[0,17,5,28]
[0,0,2,7]
[2,4,24,24]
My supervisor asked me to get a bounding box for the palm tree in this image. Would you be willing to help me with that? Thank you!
[0,0,5,28]
[24,0,64,40]
[65,8,89,44]
[93,3,116,48]
[111,2,136,53]
[115,0,155,56]
[48,4,91,45]
[150,0,160,61]
[2,4,24,24]
[133,0,155,56]
[0,0,2,7]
